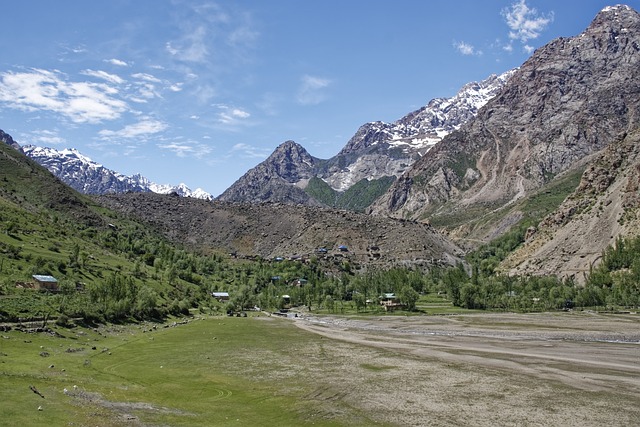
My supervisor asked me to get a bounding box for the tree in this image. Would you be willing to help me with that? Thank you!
[397,285,419,311]
[136,286,158,319]
[324,295,335,313]
[353,292,367,312]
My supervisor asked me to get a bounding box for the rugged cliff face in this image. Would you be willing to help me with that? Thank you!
[372,5,640,232]
[504,128,640,282]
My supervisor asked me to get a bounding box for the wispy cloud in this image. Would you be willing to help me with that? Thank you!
[502,0,553,51]
[297,75,331,106]
[105,58,129,67]
[230,142,271,158]
[158,140,212,158]
[166,26,209,62]
[81,69,124,85]
[0,68,128,123]
[29,129,66,146]
[216,105,251,125]
[98,118,167,140]
[166,2,258,67]
[131,73,162,83]
[453,41,482,56]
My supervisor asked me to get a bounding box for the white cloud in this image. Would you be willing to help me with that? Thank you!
[297,75,331,106]
[215,105,251,125]
[0,68,128,123]
[158,140,212,158]
[98,118,167,139]
[30,129,65,146]
[231,142,270,158]
[454,41,482,56]
[105,58,128,67]
[502,0,554,44]
[131,73,162,83]
[81,69,124,85]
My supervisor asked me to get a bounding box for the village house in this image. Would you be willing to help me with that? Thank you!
[211,292,230,302]
[379,293,404,312]
[32,275,59,292]
[291,278,308,287]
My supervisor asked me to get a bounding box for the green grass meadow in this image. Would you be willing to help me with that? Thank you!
[0,315,370,426]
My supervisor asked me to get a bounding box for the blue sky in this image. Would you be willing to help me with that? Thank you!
[0,0,637,196]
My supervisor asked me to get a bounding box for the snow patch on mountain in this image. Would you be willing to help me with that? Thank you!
[321,69,516,192]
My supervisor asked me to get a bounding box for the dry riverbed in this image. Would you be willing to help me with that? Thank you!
[289,311,640,427]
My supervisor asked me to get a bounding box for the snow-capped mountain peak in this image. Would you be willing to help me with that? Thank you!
[21,145,212,200]
[339,68,517,157]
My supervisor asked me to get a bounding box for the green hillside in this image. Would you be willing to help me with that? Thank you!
[305,175,395,212]
[0,143,320,322]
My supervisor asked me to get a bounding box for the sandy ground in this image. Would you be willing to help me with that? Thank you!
[290,311,640,427]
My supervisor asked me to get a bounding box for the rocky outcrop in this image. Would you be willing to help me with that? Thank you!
[0,129,20,149]
[372,5,640,234]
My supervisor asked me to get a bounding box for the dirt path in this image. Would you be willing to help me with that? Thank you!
[292,312,640,426]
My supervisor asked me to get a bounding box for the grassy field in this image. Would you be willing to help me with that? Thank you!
[0,314,381,426]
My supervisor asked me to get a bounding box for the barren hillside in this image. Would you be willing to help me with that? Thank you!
[95,192,464,271]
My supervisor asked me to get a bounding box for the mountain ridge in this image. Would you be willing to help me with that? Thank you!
[371,5,640,228]
[218,69,515,206]
[361,3,640,281]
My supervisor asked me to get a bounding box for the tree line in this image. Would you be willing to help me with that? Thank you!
[2,215,640,324]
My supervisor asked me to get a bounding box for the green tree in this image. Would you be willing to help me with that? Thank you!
[136,286,158,319]
[397,285,419,311]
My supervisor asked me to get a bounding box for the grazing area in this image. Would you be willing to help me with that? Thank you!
[1,311,638,426]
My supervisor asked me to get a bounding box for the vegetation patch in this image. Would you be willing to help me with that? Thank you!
[305,176,395,212]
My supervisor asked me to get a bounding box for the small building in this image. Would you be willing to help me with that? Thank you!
[211,292,230,302]
[338,245,349,252]
[379,293,404,312]
[292,278,308,287]
[32,275,58,292]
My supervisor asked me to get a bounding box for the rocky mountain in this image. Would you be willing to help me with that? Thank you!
[503,128,640,283]
[0,129,20,150]
[218,70,515,207]
[20,144,212,200]
[371,5,640,243]
[2,133,465,273]
[324,70,517,191]
[217,140,324,206]
[96,192,464,271]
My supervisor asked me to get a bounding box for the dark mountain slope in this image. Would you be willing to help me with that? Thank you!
[96,192,465,271]
[217,140,324,206]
